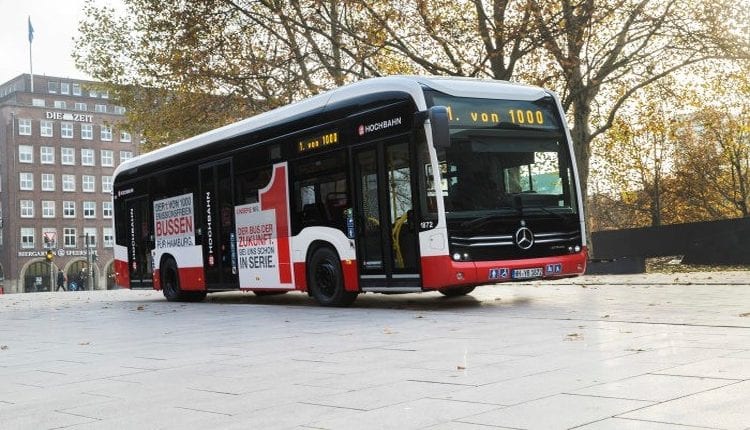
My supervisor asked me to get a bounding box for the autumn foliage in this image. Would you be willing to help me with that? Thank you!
[73,0,750,228]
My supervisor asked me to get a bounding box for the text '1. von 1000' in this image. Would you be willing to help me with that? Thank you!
[297,130,339,153]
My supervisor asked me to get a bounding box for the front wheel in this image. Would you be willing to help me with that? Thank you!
[438,286,476,297]
[308,247,358,307]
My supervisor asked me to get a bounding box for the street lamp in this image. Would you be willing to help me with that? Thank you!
[79,232,93,290]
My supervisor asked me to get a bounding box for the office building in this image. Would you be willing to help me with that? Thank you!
[0,74,140,293]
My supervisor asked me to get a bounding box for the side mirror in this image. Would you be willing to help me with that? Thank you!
[416,106,451,149]
[428,106,450,149]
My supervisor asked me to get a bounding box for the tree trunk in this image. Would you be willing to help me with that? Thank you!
[570,94,594,256]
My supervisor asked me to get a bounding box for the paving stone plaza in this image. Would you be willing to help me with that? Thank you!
[1,272,749,429]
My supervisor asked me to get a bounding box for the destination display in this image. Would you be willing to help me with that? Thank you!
[297,130,339,153]
[432,95,560,130]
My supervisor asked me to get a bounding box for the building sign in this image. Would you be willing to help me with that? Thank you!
[153,193,195,249]
[17,249,96,258]
[45,111,93,123]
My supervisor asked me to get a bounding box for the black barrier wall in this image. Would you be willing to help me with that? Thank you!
[592,217,750,265]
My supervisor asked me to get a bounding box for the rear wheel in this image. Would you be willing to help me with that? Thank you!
[438,286,476,297]
[308,247,358,307]
[161,259,205,302]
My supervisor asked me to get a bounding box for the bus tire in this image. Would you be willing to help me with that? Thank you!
[438,286,475,297]
[161,258,187,302]
[308,246,358,307]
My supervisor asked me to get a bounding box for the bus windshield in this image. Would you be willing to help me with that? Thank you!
[428,94,578,219]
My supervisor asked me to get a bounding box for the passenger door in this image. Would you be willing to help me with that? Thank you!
[124,196,154,289]
[199,160,237,289]
[353,139,420,290]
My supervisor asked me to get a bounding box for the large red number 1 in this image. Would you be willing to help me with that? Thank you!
[259,163,293,285]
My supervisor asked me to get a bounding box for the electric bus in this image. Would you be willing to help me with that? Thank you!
[113,76,587,306]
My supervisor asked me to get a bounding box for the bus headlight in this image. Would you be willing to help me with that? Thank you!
[453,252,462,261]
[574,245,581,253]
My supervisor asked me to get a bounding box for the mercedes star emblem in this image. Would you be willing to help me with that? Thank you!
[515,226,535,250]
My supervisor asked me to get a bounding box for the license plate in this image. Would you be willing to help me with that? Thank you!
[512,268,543,279]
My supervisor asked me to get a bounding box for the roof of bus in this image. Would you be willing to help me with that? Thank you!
[113,76,552,178]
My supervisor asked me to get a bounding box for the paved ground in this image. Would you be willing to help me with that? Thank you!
[1,272,749,430]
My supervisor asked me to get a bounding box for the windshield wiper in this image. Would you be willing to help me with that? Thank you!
[459,213,508,229]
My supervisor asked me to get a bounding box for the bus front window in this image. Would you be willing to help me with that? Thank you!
[441,136,576,216]
[426,94,579,220]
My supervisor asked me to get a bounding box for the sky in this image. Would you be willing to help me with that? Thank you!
[0,0,114,84]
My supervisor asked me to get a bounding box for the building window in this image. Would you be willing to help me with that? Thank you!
[83,201,96,218]
[40,146,54,164]
[82,175,96,192]
[19,172,33,190]
[103,227,114,248]
[81,124,93,140]
[18,118,32,135]
[89,89,98,98]
[41,120,54,137]
[100,125,112,141]
[42,201,55,218]
[120,131,132,142]
[20,200,34,218]
[100,90,109,99]
[63,201,76,218]
[72,83,81,96]
[60,82,70,94]
[21,228,35,249]
[62,174,76,192]
[81,149,95,166]
[48,82,58,93]
[84,228,97,247]
[41,173,55,191]
[120,151,133,163]
[74,102,87,111]
[42,228,57,249]
[19,145,33,163]
[94,104,107,113]
[102,176,113,193]
[64,228,76,248]
[61,122,73,138]
[61,147,75,165]
[32,98,45,107]
[102,201,113,218]
[114,106,126,115]
[101,149,114,167]
[54,100,67,109]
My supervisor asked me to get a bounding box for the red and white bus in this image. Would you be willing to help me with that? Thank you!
[113,76,587,306]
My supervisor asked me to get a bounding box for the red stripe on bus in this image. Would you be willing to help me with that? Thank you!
[260,164,292,284]
[153,267,205,291]
[293,262,307,290]
[421,251,587,289]
[114,259,130,288]
[179,267,206,291]
[342,259,359,292]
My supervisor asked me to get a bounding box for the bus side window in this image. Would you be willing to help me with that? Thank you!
[292,151,348,234]
[235,168,271,204]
